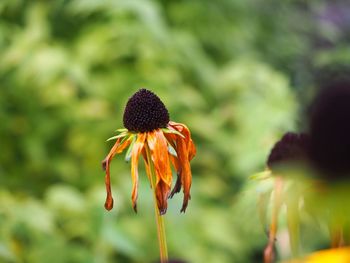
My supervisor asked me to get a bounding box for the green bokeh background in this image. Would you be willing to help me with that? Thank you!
[1,0,349,262]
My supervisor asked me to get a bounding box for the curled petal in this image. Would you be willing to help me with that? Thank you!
[156,180,171,215]
[102,136,133,171]
[168,154,181,198]
[102,135,132,211]
[168,121,196,160]
[177,138,192,213]
[170,174,182,198]
[168,121,196,212]
[147,130,172,213]
[188,138,196,161]
[130,133,146,212]
[164,132,181,197]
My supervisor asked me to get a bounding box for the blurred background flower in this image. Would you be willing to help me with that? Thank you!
[1,0,349,262]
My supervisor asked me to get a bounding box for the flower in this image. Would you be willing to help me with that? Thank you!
[262,132,310,263]
[102,89,196,214]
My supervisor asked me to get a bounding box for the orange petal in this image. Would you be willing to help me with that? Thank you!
[130,133,146,212]
[188,138,196,161]
[102,136,132,211]
[104,164,114,211]
[102,136,132,170]
[168,122,196,212]
[168,154,182,198]
[164,132,177,149]
[147,130,172,214]
[164,132,182,198]
[156,180,171,215]
[176,138,192,213]
[168,121,196,161]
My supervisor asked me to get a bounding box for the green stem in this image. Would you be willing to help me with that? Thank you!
[264,177,283,263]
[145,143,168,263]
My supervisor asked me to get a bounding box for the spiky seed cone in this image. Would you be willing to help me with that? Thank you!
[123,89,170,133]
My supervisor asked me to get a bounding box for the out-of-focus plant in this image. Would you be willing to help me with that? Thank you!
[306,74,350,249]
[252,132,311,263]
[254,63,350,263]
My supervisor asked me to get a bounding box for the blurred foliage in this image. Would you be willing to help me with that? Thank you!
[0,0,349,262]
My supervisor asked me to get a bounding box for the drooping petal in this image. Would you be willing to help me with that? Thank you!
[130,133,146,212]
[168,121,196,212]
[102,135,133,171]
[156,180,171,215]
[188,137,196,161]
[147,129,172,214]
[164,132,182,197]
[168,121,196,160]
[102,135,132,211]
[176,137,192,213]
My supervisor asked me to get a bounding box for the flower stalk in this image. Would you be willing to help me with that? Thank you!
[145,143,169,263]
[264,177,283,263]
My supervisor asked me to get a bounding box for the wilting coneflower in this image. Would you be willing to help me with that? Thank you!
[308,80,350,248]
[263,132,310,263]
[102,89,196,263]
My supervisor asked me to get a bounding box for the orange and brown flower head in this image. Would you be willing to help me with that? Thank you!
[123,89,170,132]
[102,89,196,215]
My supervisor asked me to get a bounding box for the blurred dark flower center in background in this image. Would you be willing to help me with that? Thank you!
[313,63,350,90]
[123,88,170,133]
[267,132,310,171]
[309,81,350,179]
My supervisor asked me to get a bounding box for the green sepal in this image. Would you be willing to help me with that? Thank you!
[106,132,128,142]
[120,134,131,144]
[115,128,128,132]
[249,170,272,181]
